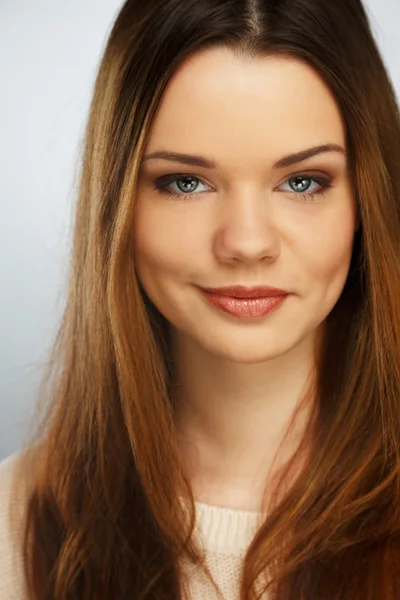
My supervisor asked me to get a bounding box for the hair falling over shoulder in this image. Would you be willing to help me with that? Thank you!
[14,0,400,598]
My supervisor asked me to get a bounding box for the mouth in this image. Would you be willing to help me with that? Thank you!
[198,287,290,319]
[199,285,289,299]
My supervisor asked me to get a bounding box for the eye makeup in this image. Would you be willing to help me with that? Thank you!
[150,172,335,203]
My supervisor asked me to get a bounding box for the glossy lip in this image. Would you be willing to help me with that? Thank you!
[199,285,289,299]
[199,289,289,319]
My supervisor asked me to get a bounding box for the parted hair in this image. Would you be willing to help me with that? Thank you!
[13,0,400,598]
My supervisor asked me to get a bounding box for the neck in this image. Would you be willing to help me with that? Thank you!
[171,327,319,511]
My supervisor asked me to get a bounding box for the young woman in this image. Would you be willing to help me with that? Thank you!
[1,0,400,598]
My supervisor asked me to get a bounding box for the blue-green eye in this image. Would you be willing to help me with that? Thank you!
[281,175,334,202]
[153,175,209,198]
[152,173,333,202]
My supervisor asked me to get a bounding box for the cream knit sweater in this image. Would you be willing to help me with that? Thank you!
[0,451,267,600]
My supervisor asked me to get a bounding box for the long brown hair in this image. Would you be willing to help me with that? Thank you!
[12,0,400,597]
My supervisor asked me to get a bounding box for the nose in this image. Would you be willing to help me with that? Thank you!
[213,189,281,264]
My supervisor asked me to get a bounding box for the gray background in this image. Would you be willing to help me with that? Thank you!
[1,0,399,461]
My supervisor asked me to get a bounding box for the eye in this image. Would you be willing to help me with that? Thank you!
[152,173,334,202]
[152,175,210,199]
[278,175,334,202]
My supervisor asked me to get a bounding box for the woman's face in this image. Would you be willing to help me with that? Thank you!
[133,47,358,363]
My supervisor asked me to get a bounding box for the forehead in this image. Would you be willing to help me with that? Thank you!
[145,47,346,169]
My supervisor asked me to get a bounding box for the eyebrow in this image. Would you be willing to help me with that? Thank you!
[140,143,346,170]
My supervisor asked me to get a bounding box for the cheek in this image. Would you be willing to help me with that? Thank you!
[301,218,355,299]
[133,207,192,282]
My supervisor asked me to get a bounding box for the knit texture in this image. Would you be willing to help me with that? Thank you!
[0,450,267,599]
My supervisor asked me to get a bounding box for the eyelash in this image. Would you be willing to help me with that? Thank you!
[152,173,334,203]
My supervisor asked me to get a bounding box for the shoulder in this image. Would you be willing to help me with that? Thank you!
[0,449,37,599]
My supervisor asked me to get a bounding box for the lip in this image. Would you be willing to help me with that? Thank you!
[199,288,290,319]
[199,285,289,299]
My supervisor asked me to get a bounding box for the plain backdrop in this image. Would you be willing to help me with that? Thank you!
[1,0,399,461]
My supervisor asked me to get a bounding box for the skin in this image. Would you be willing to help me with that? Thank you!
[133,47,358,512]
